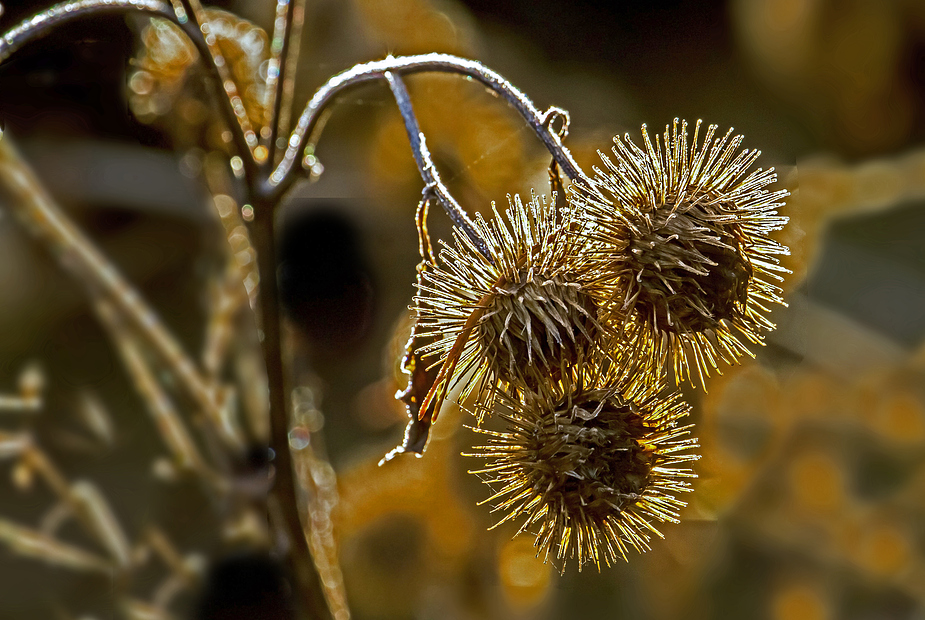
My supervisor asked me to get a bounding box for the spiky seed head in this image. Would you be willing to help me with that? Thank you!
[414,193,606,415]
[477,273,598,389]
[468,379,699,571]
[623,208,752,333]
[570,119,790,388]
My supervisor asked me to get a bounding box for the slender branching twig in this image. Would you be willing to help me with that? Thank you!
[1,5,587,201]
[385,70,489,258]
[264,0,306,164]
[0,131,246,452]
[266,53,589,200]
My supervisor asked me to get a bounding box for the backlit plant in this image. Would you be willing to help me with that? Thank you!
[0,0,788,616]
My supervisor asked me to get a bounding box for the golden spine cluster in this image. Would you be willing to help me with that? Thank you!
[572,119,790,389]
[414,119,789,570]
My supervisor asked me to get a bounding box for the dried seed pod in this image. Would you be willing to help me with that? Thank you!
[468,375,699,571]
[570,119,790,388]
[414,193,607,418]
[476,272,598,387]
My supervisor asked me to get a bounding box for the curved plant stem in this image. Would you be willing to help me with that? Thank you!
[0,0,258,183]
[0,0,172,62]
[263,53,588,200]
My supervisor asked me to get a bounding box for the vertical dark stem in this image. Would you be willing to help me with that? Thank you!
[250,202,334,620]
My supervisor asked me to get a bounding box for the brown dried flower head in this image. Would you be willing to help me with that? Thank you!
[467,374,698,571]
[415,193,607,416]
[570,119,789,388]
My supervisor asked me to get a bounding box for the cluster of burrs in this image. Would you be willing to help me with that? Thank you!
[409,118,789,571]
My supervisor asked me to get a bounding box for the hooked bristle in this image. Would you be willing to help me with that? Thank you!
[477,273,598,391]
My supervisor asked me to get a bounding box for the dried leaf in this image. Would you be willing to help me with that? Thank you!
[382,198,440,462]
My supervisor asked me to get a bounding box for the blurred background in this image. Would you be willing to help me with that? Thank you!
[0,0,924,618]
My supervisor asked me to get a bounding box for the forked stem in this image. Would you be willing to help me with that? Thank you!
[264,53,588,200]
[1,6,594,617]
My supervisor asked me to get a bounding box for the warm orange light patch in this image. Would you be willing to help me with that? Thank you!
[789,451,844,514]
[772,584,830,620]
[497,537,552,610]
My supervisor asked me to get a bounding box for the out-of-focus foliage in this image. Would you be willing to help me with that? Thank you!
[733,0,925,155]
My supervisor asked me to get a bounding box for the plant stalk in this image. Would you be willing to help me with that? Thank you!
[250,201,335,620]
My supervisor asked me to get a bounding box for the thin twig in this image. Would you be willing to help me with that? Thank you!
[146,526,200,586]
[68,480,133,569]
[200,264,248,378]
[262,0,291,146]
[290,388,351,619]
[250,201,334,620]
[265,53,587,200]
[93,298,217,481]
[385,71,489,259]
[0,517,112,573]
[176,0,261,160]
[272,0,305,165]
[23,445,132,570]
[264,0,306,164]
[0,430,30,458]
